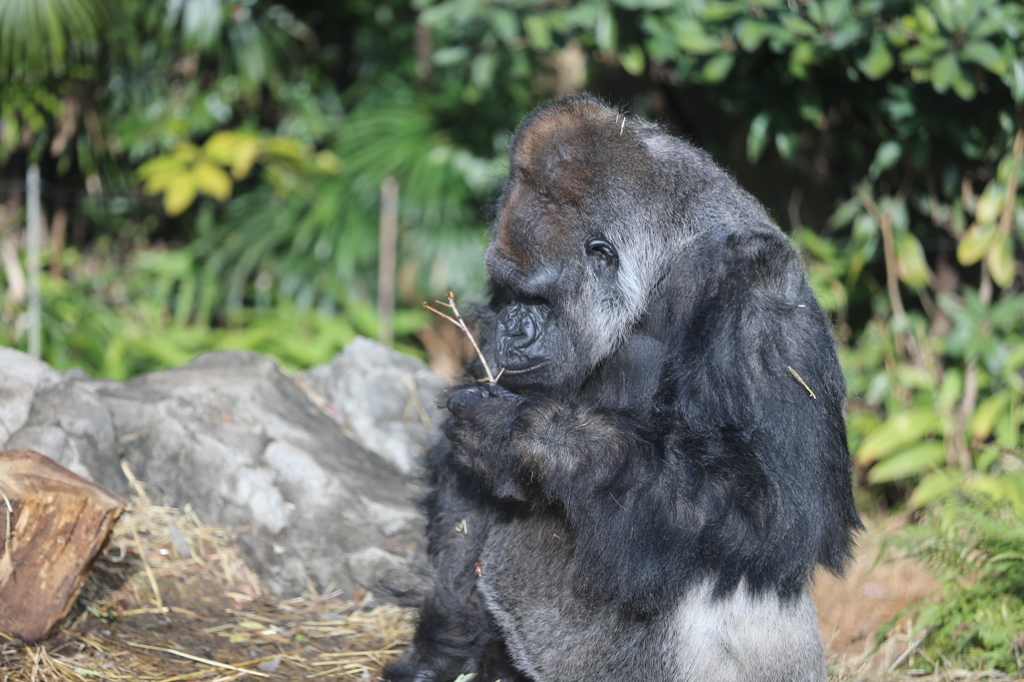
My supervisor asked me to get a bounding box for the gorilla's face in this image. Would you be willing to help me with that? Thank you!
[485,102,665,396]
[486,231,623,395]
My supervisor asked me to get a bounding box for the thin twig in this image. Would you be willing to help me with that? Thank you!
[126,511,164,610]
[995,129,1024,242]
[888,629,929,672]
[858,190,927,371]
[1,489,13,581]
[127,642,271,678]
[787,366,817,399]
[424,292,498,383]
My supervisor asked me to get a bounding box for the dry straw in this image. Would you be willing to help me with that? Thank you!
[0,474,413,681]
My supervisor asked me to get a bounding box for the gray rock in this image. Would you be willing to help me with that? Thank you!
[6,377,120,487]
[0,347,61,447]
[97,350,424,597]
[0,343,433,600]
[303,336,448,476]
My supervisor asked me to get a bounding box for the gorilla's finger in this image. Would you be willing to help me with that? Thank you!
[486,382,519,399]
[445,386,488,414]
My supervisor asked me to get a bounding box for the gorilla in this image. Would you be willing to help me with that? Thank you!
[385,94,861,682]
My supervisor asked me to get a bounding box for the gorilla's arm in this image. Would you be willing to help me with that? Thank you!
[446,387,708,611]
[384,439,517,682]
[447,387,660,505]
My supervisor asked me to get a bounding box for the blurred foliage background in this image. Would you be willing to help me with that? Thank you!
[1,0,1023,671]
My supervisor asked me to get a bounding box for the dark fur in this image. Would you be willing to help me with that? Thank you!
[385,94,861,682]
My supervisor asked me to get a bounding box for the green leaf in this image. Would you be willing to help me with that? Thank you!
[975,182,1005,224]
[996,154,1021,184]
[191,161,233,202]
[828,196,861,229]
[867,441,945,483]
[0,0,105,79]
[523,16,552,51]
[914,5,940,34]
[746,111,770,164]
[595,3,616,51]
[788,40,815,78]
[886,196,909,232]
[700,2,747,22]
[975,445,1002,472]
[779,14,816,37]
[971,390,1011,442]
[908,470,954,509]
[203,130,259,167]
[871,140,902,176]
[895,232,929,289]
[930,52,959,93]
[735,19,770,52]
[432,45,470,66]
[163,175,198,217]
[988,232,1016,288]
[858,36,894,80]
[774,131,796,160]
[138,155,188,188]
[851,211,878,240]
[1009,59,1024,102]
[612,0,672,8]
[961,40,1007,75]
[900,44,937,67]
[937,367,963,410]
[702,53,734,82]
[957,222,996,265]
[952,70,977,101]
[490,9,519,43]
[856,405,941,465]
[619,44,646,76]
[230,137,261,180]
[470,52,497,88]
[671,19,721,55]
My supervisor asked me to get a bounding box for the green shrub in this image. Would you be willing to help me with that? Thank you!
[0,247,427,379]
[891,464,1024,672]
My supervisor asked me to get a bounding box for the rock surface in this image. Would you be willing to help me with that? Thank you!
[0,338,443,599]
[302,336,447,476]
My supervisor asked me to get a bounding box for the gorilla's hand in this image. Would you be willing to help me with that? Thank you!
[444,383,533,500]
[445,384,656,510]
[445,383,525,442]
[447,380,519,417]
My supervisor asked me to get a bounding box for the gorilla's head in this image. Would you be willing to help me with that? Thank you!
[484,96,681,396]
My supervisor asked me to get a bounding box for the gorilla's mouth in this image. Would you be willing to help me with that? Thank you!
[499,361,547,375]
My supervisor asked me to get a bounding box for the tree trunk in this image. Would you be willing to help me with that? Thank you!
[0,449,126,643]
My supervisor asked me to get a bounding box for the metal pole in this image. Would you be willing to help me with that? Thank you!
[26,164,42,358]
[378,177,398,347]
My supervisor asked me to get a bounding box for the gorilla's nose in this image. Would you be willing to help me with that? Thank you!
[504,305,534,337]
[496,302,551,369]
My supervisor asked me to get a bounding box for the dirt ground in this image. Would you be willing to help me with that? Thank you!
[0,497,1017,682]
[813,513,945,679]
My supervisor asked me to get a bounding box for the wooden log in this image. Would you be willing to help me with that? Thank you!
[0,448,126,643]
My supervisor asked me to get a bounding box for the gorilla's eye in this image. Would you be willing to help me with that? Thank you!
[586,239,618,267]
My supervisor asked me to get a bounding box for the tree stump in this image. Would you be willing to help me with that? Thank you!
[0,448,126,643]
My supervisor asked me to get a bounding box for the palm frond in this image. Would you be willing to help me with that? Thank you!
[0,0,110,80]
